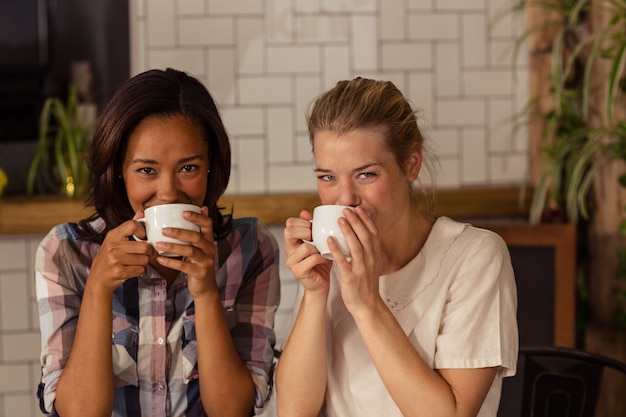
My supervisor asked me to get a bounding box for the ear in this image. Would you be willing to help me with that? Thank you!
[405,150,422,182]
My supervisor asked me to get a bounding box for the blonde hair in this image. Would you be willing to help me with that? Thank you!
[307,77,438,214]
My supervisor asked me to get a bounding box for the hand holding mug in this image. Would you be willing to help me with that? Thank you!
[306,205,355,260]
[133,203,201,257]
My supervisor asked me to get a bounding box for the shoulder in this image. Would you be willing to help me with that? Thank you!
[231,217,276,239]
[424,217,512,282]
[48,222,82,239]
[38,219,102,258]
[39,222,82,251]
[431,216,508,254]
[231,216,263,234]
[36,223,89,277]
[45,218,104,241]
[228,217,279,253]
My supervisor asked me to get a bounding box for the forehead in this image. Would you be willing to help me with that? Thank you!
[313,128,394,167]
[125,115,208,158]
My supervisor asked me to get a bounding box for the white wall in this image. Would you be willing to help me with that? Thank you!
[0,234,44,416]
[130,0,529,193]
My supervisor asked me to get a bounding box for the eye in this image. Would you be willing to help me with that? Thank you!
[358,172,376,179]
[137,167,156,175]
[317,174,336,182]
[181,164,199,173]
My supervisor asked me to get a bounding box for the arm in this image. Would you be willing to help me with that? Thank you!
[276,212,333,417]
[159,212,279,416]
[330,209,511,417]
[55,281,116,417]
[352,300,496,417]
[39,220,152,417]
[194,291,257,417]
[276,287,329,417]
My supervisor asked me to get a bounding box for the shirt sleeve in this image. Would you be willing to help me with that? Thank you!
[435,228,519,377]
[35,224,87,415]
[229,219,281,414]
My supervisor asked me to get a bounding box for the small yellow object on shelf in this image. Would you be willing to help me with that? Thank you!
[0,168,7,197]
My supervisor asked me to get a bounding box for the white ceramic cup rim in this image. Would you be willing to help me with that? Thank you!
[308,205,354,260]
[133,203,201,256]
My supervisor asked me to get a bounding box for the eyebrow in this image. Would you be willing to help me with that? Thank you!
[314,162,380,174]
[129,154,204,165]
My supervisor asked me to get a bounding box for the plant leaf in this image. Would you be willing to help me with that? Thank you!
[606,39,626,123]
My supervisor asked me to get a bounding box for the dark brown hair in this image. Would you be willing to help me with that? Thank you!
[79,68,232,242]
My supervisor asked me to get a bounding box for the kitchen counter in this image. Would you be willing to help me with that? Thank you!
[0,186,532,235]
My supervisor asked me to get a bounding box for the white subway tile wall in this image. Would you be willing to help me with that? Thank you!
[2,0,529,415]
[0,235,45,416]
[130,0,529,192]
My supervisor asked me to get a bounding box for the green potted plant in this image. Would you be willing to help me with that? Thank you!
[503,0,624,296]
[497,0,591,222]
[500,3,626,413]
[26,85,94,198]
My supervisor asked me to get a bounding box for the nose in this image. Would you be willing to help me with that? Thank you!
[156,173,181,203]
[333,180,359,207]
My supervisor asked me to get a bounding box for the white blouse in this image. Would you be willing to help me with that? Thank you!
[292,216,519,417]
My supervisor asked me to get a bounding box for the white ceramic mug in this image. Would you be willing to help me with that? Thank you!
[134,203,201,257]
[308,205,355,260]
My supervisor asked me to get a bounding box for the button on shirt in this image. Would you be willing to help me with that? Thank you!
[36,217,281,417]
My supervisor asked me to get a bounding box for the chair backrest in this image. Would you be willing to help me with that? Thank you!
[476,223,580,416]
[473,222,577,347]
[511,346,626,417]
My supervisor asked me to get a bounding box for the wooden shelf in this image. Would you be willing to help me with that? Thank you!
[0,186,532,235]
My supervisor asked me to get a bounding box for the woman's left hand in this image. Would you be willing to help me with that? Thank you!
[329,206,385,315]
[155,206,217,299]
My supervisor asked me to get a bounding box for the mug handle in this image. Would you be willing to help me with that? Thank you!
[132,218,147,242]
[303,220,334,259]
[302,219,315,246]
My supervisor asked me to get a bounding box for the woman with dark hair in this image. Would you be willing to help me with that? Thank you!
[276,78,518,417]
[36,68,280,417]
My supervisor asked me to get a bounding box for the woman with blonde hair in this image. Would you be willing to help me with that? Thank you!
[276,77,518,417]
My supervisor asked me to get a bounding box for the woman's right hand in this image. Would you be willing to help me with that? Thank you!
[284,210,332,293]
[88,218,153,294]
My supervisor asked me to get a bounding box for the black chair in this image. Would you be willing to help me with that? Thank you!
[501,346,626,417]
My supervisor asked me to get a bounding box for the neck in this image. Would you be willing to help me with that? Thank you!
[150,257,180,286]
[380,211,434,274]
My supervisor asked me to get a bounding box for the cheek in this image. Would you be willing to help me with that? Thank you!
[124,179,153,209]
[361,183,400,218]
[317,187,333,205]
[366,189,390,212]
[186,177,208,203]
